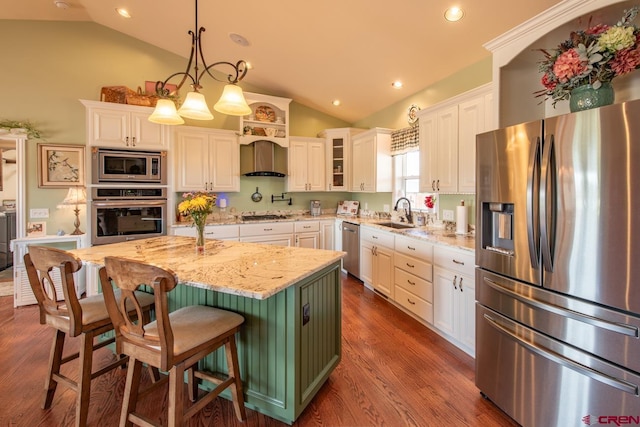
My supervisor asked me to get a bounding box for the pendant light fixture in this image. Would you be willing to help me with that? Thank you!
[149,0,251,125]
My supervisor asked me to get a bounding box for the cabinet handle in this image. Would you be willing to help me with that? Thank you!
[406,262,415,268]
[372,235,378,239]
[437,179,440,191]
[303,226,311,229]
[453,259,465,265]
[132,136,136,146]
[407,298,416,305]
[432,180,436,191]
[125,136,130,146]
[264,228,273,231]
[459,277,464,292]
[407,279,415,286]
[452,275,458,290]
[407,246,416,251]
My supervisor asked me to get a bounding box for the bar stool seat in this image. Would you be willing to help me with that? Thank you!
[99,256,246,427]
[24,246,155,427]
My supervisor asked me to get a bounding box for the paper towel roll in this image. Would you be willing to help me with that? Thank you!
[456,205,468,235]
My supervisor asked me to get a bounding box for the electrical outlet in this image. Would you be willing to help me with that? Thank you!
[443,209,454,221]
[30,208,49,219]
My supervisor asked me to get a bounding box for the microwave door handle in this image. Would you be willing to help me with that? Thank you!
[526,136,541,269]
[540,133,554,272]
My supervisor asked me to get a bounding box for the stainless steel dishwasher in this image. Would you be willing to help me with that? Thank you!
[341,221,360,279]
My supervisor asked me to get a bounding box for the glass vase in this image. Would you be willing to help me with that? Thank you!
[194,220,206,255]
[569,82,614,112]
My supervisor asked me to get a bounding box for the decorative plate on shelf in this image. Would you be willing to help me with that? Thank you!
[407,104,420,126]
[255,105,276,122]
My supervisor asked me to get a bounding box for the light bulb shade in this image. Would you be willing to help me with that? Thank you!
[213,84,252,116]
[148,99,185,125]
[60,187,87,206]
[178,91,214,120]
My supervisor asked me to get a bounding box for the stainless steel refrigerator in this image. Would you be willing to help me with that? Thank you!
[475,99,640,427]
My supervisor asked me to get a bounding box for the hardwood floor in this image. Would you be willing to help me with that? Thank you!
[0,273,517,427]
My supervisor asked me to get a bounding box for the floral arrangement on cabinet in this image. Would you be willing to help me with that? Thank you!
[536,6,640,106]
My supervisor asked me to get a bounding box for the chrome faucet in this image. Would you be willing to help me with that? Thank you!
[394,197,412,224]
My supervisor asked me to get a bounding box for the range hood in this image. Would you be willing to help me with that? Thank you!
[241,140,287,177]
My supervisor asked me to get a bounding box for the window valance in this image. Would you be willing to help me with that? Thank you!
[391,124,419,155]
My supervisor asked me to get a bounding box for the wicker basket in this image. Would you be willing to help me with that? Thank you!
[100,86,135,104]
[126,87,158,107]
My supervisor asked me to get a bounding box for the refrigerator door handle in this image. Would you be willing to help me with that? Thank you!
[526,136,541,268]
[483,277,639,338]
[483,313,639,396]
[540,133,555,272]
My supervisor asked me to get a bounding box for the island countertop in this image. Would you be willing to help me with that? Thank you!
[70,235,345,300]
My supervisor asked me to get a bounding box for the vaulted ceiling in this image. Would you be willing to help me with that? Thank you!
[1,0,563,123]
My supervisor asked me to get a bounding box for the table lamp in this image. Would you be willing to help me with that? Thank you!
[58,186,87,235]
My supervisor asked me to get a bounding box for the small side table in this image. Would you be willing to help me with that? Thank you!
[10,234,88,307]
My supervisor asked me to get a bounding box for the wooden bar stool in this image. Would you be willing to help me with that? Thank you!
[24,245,156,427]
[99,256,247,427]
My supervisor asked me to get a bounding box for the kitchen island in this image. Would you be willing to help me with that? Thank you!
[70,236,344,424]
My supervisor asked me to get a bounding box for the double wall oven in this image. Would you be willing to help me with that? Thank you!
[90,148,168,246]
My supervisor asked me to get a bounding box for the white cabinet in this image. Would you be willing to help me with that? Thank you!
[393,235,434,323]
[351,128,392,192]
[11,235,88,307]
[287,137,326,192]
[433,246,475,356]
[319,128,365,191]
[173,127,239,192]
[294,221,320,249]
[360,226,394,297]
[81,99,168,149]
[320,220,335,250]
[418,84,492,193]
[240,92,291,148]
[172,224,239,241]
[239,222,295,246]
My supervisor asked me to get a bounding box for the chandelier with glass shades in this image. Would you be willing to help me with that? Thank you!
[148,0,251,125]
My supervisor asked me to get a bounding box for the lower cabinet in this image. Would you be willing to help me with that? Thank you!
[433,246,476,356]
[393,235,434,323]
[319,220,335,250]
[360,226,394,297]
[294,221,320,249]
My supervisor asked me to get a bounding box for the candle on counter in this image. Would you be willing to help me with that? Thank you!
[219,199,227,208]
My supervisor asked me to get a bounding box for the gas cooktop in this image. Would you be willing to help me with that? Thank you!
[241,214,291,221]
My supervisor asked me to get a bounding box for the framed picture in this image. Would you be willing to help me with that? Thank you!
[38,144,85,188]
[27,221,46,237]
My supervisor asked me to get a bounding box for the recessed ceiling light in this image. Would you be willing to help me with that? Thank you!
[391,81,403,89]
[116,8,131,18]
[444,6,464,22]
[332,100,341,106]
[54,1,69,9]
[229,33,250,47]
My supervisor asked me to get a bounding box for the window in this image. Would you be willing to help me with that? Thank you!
[393,150,437,213]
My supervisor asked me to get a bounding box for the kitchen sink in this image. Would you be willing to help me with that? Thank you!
[376,222,415,230]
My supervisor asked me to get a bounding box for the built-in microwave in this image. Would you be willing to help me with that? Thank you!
[91,147,167,184]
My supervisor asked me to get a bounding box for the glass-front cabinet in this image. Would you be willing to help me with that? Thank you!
[239,92,291,147]
[318,128,364,191]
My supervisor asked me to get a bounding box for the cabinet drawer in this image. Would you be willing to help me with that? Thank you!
[294,221,320,233]
[394,235,433,260]
[434,246,474,276]
[360,226,394,248]
[204,225,239,239]
[240,222,295,236]
[394,267,432,302]
[394,252,432,281]
[394,285,433,323]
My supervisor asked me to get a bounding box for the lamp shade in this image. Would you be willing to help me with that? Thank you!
[178,91,214,120]
[149,99,185,125]
[214,84,252,116]
[59,187,87,207]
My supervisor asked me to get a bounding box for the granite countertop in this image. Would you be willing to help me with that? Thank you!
[172,213,475,253]
[70,236,345,300]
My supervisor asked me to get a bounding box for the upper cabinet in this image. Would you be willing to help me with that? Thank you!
[81,99,168,150]
[287,137,326,192]
[418,84,493,193]
[351,128,392,193]
[318,128,365,192]
[173,127,240,192]
[240,92,291,147]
